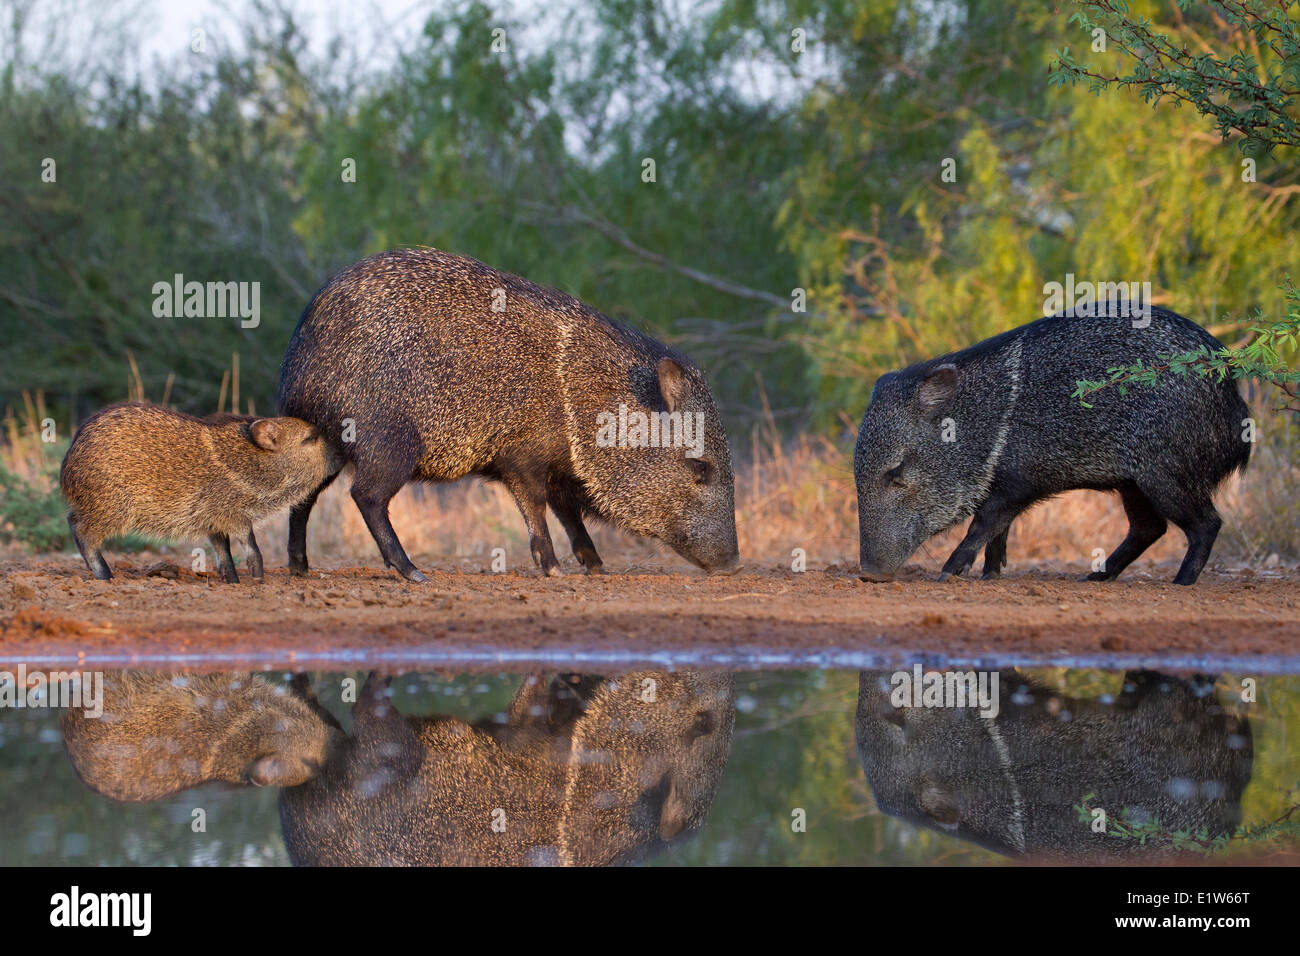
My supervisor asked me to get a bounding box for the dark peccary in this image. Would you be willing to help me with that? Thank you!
[855,669,1253,861]
[854,308,1250,584]
[60,403,341,582]
[278,670,735,866]
[62,672,342,802]
[276,248,738,581]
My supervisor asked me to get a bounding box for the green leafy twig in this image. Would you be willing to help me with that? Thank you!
[1072,280,1300,412]
[1048,0,1300,157]
[1075,791,1300,853]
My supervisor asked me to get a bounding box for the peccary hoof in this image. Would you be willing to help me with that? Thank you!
[858,571,895,583]
[1082,571,1113,583]
[402,568,430,584]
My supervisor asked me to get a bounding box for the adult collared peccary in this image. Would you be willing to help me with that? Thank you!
[62,672,341,802]
[854,308,1250,585]
[60,402,341,582]
[276,248,739,581]
[278,670,735,866]
[855,669,1252,861]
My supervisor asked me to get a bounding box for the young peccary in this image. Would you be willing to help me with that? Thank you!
[855,669,1252,861]
[62,672,341,802]
[276,248,739,581]
[61,402,341,582]
[854,308,1250,584]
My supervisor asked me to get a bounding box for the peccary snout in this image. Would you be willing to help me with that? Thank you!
[60,402,341,583]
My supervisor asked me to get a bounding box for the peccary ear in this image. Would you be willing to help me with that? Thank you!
[657,358,690,413]
[248,419,282,451]
[918,783,961,825]
[916,364,958,409]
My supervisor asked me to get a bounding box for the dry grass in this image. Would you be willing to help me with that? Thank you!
[3,388,1296,574]
[1,391,62,484]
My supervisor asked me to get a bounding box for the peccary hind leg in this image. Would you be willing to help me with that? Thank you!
[1084,485,1167,583]
[1167,499,1223,586]
[288,471,339,576]
[68,514,111,580]
[351,476,427,584]
[1127,483,1221,586]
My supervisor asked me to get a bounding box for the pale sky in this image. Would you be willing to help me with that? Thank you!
[138,0,438,64]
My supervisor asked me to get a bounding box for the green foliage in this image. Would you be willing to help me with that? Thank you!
[1052,2,1300,411]
[1050,0,1300,157]
[0,464,69,552]
[768,0,1298,420]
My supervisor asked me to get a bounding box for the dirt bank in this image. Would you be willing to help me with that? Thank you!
[2,554,1297,673]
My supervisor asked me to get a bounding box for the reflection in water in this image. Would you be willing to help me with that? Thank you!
[64,672,337,801]
[855,669,1254,861]
[17,666,1288,864]
[60,670,736,866]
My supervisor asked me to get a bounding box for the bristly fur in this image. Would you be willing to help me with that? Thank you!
[854,307,1251,585]
[854,669,1252,860]
[63,672,341,801]
[60,402,340,580]
[279,671,735,865]
[276,247,739,579]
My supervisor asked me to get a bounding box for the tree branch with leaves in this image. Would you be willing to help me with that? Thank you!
[1052,1,1300,413]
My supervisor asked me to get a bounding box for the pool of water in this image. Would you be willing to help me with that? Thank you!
[1,664,1294,866]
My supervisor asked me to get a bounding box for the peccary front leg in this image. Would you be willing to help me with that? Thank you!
[505,473,562,576]
[210,533,241,584]
[1084,486,1167,582]
[981,529,1009,580]
[288,471,339,577]
[243,527,264,581]
[68,514,112,580]
[940,498,1023,581]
